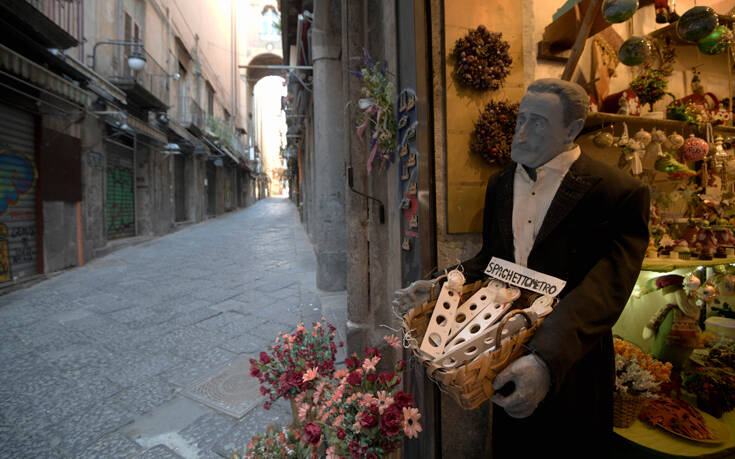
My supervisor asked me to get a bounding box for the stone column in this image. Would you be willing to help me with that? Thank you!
[311,0,347,291]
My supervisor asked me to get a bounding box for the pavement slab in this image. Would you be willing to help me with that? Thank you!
[0,199,348,458]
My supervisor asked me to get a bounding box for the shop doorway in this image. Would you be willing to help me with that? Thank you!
[206,162,217,216]
[0,104,39,283]
[174,155,187,221]
[105,141,136,240]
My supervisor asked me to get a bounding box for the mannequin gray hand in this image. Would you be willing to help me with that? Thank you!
[491,354,550,419]
[391,280,435,314]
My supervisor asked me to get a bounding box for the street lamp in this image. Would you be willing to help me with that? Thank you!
[127,50,147,72]
[91,41,148,72]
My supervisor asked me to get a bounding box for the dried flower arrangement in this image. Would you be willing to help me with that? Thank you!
[352,50,396,174]
[470,100,519,166]
[613,338,672,396]
[451,25,512,91]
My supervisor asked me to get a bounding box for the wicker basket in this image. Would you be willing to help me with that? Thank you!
[613,392,646,428]
[401,279,545,410]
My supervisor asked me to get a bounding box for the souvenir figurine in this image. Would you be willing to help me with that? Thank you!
[696,221,718,260]
[643,274,702,367]
[658,232,675,256]
[675,240,691,260]
[646,237,659,258]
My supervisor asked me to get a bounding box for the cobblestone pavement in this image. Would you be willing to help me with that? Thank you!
[0,198,348,458]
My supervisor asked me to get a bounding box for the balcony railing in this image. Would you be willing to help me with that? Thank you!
[94,42,169,110]
[25,0,83,47]
[177,97,205,134]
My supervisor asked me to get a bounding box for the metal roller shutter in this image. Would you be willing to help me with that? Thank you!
[105,141,136,240]
[0,104,38,283]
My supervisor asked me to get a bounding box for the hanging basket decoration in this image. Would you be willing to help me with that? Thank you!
[470,100,519,166]
[698,25,733,55]
[451,25,512,92]
[619,36,653,66]
[602,0,639,24]
[677,6,718,43]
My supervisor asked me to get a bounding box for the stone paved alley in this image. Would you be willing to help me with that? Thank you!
[0,198,348,458]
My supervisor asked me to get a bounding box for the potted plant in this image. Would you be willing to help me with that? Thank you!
[250,319,342,420]
[631,69,668,117]
[295,339,422,459]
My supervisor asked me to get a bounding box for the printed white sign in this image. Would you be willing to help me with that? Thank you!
[484,257,566,297]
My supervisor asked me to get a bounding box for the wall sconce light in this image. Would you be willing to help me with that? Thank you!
[127,51,147,72]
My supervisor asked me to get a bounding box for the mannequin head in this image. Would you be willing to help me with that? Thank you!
[511,78,589,168]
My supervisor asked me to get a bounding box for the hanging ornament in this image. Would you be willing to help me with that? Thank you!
[618,36,652,66]
[602,0,639,23]
[680,133,708,162]
[676,6,718,43]
[668,132,685,150]
[594,129,615,148]
[697,25,733,55]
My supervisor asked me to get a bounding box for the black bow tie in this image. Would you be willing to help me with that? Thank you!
[523,165,537,181]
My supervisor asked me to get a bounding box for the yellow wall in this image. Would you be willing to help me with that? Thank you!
[444,0,525,233]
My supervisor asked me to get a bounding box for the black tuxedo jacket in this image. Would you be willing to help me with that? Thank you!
[461,153,650,456]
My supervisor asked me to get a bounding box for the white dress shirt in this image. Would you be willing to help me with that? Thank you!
[512,145,581,267]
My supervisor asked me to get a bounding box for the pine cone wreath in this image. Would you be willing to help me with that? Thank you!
[452,25,513,92]
[470,100,519,166]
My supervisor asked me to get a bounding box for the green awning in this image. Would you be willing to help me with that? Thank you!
[0,43,92,107]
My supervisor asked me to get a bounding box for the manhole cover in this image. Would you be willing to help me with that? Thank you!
[182,355,263,419]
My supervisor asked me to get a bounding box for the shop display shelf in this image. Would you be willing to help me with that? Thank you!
[648,14,735,46]
[584,113,735,136]
[642,256,735,272]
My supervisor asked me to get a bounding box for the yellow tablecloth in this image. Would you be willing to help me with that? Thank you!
[614,410,735,457]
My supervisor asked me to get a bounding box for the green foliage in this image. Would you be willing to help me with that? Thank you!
[631,70,668,110]
[207,116,234,151]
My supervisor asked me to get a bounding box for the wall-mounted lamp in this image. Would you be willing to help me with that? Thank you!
[91,41,148,72]
[173,72,181,81]
[127,50,147,72]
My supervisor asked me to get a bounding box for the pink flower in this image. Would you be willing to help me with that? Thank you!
[402,407,422,439]
[362,356,380,373]
[298,403,309,422]
[326,446,340,459]
[384,334,401,349]
[302,367,319,383]
[334,368,349,379]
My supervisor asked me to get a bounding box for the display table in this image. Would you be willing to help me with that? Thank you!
[613,410,735,458]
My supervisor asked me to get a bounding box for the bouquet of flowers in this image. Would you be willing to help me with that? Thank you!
[250,319,341,409]
[614,338,672,392]
[236,424,312,459]
[295,336,422,458]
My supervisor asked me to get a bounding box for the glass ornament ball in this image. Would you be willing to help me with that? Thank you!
[618,36,652,66]
[602,0,639,23]
[677,6,718,43]
[698,25,732,55]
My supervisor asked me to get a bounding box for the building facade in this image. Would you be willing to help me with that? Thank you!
[0,0,266,291]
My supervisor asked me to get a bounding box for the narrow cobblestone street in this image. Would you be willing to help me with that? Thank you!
[0,198,347,458]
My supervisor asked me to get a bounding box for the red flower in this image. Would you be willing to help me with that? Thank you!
[337,428,346,440]
[360,405,379,428]
[395,360,405,372]
[366,454,377,459]
[250,366,261,378]
[365,347,380,357]
[367,373,378,383]
[379,404,402,436]
[394,390,414,409]
[345,356,360,370]
[259,352,273,364]
[378,372,396,387]
[347,371,363,386]
[304,422,321,445]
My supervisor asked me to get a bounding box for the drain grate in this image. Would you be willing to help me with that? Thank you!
[182,355,263,419]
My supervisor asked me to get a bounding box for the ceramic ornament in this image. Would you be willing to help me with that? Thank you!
[614,122,630,147]
[698,25,733,55]
[667,132,685,150]
[602,0,639,24]
[618,36,653,66]
[677,6,718,43]
[420,269,465,358]
[680,134,708,162]
[634,128,652,147]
